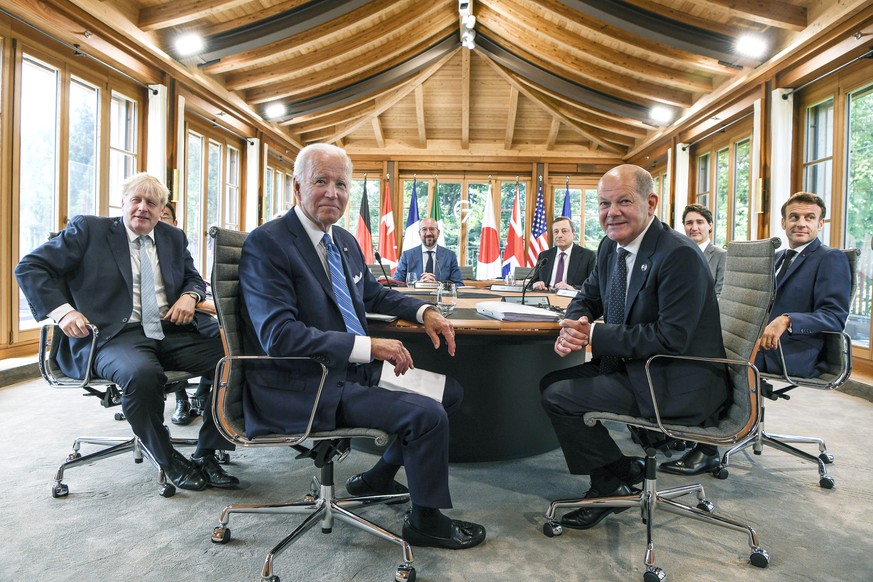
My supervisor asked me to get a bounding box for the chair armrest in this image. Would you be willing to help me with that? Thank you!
[39,323,101,387]
[212,354,329,447]
[771,330,851,390]
[639,352,761,443]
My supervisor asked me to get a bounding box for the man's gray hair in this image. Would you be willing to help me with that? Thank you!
[122,173,169,206]
[293,143,353,182]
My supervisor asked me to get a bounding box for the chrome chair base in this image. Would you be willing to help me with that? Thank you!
[211,460,414,582]
[542,454,770,579]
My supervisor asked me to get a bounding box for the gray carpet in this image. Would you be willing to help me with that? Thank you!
[2,376,872,582]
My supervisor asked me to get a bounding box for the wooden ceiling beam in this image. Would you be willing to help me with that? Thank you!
[504,86,519,150]
[138,0,249,32]
[415,85,427,148]
[654,0,807,32]
[372,117,385,149]
[546,118,561,150]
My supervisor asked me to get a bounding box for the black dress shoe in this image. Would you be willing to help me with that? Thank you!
[402,514,486,549]
[624,457,646,487]
[164,451,207,491]
[192,454,240,489]
[658,446,720,476]
[560,484,633,530]
[171,399,193,425]
[345,474,409,504]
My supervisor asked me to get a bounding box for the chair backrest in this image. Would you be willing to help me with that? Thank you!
[514,266,533,280]
[209,226,250,442]
[459,265,475,279]
[701,237,780,443]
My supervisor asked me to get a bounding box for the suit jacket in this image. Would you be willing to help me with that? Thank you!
[14,215,213,379]
[755,238,850,378]
[529,243,596,289]
[703,242,727,297]
[394,244,464,286]
[568,217,728,424]
[239,209,431,436]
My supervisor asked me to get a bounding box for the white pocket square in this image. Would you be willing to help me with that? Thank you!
[353,272,362,283]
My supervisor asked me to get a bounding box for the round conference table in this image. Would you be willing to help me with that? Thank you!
[366,284,585,463]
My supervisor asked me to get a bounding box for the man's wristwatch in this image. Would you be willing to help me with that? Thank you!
[184,291,201,302]
[782,314,792,334]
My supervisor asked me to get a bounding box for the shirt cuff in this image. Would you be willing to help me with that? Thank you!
[49,303,75,324]
[349,335,371,364]
[415,304,435,323]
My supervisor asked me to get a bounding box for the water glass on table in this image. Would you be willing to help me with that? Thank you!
[436,281,457,316]
[406,272,419,287]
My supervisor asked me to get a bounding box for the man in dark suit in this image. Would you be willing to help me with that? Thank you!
[661,191,851,476]
[393,218,464,286]
[683,204,726,297]
[238,144,485,550]
[530,216,596,291]
[15,173,237,491]
[539,164,728,529]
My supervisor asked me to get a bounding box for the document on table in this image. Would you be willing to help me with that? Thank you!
[378,362,445,402]
[366,312,399,323]
[475,300,560,322]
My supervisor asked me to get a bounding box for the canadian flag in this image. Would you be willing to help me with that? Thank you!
[502,183,524,278]
[377,179,398,273]
[476,184,502,280]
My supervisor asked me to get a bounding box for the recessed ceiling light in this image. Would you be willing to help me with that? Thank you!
[174,33,203,57]
[650,106,673,124]
[265,103,286,120]
[735,34,767,59]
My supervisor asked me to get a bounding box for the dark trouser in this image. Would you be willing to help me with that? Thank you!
[93,322,234,469]
[338,363,462,509]
[541,360,640,476]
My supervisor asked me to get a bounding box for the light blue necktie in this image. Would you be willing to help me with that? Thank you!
[137,236,164,340]
[322,234,365,336]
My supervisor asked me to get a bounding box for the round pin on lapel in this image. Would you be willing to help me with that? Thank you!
[641,263,648,271]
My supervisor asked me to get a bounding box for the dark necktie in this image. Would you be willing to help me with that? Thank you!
[137,236,164,340]
[601,248,630,374]
[553,251,566,286]
[322,234,365,336]
[776,249,797,285]
[425,250,434,274]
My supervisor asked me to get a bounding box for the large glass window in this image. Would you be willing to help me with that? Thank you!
[715,147,730,248]
[844,84,873,348]
[17,55,59,330]
[803,98,835,242]
[108,91,138,216]
[68,77,99,217]
[551,182,598,249]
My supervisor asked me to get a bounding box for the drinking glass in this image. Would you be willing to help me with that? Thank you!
[436,281,457,316]
[406,272,419,287]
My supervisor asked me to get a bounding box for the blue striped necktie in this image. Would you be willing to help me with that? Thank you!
[600,248,629,374]
[322,234,365,336]
[137,235,164,340]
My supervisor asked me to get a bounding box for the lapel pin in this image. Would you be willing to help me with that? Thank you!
[640,263,648,271]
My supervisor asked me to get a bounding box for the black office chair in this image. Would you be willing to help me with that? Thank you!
[718,247,860,488]
[207,226,415,582]
[39,323,198,498]
[459,264,475,279]
[542,237,780,581]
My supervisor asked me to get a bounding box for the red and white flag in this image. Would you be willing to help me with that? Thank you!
[354,179,374,264]
[377,179,398,273]
[501,182,524,278]
[476,184,502,280]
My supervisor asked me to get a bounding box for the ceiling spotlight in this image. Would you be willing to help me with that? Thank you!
[735,34,767,59]
[649,106,674,125]
[462,14,476,29]
[264,103,286,120]
[462,30,476,50]
[174,33,204,57]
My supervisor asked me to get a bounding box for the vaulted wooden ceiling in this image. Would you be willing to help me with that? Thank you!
[7,0,860,160]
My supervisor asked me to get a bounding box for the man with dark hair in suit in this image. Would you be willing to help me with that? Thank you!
[238,143,485,550]
[15,173,238,491]
[683,203,726,297]
[539,164,728,529]
[530,216,596,291]
[394,217,464,286]
[661,191,851,476]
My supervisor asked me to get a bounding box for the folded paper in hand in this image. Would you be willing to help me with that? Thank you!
[378,362,445,402]
[476,300,560,322]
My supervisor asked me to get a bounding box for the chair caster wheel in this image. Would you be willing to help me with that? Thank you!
[52,483,69,498]
[750,547,770,568]
[543,521,562,537]
[395,564,416,582]
[262,576,279,582]
[712,466,729,479]
[215,451,230,464]
[643,566,665,581]
[114,412,125,421]
[819,476,835,489]
[696,499,715,513]
[211,526,231,544]
[819,452,834,464]
[159,483,176,497]
[67,452,81,461]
